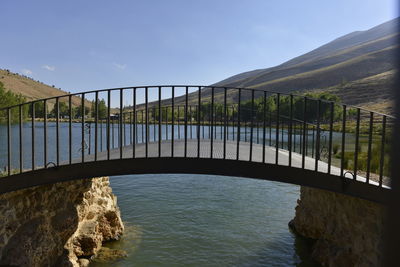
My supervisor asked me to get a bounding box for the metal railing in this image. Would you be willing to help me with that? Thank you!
[0,85,394,190]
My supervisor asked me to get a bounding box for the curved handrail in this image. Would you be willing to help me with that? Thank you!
[0,85,393,200]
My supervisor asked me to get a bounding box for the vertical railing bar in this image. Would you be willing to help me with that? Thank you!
[165,107,169,141]
[31,103,35,170]
[112,117,114,148]
[88,121,91,155]
[69,96,72,165]
[288,95,293,167]
[269,110,272,146]
[56,98,60,166]
[19,105,23,172]
[172,87,175,157]
[100,119,103,152]
[299,123,308,154]
[230,107,233,140]
[141,110,144,144]
[293,122,296,153]
[227,106,230,141]
[202,105,205,139]
[250,90,254,161]
[315,100,321,171]
[210,87,214,159]
[328,102,334,174]
[236,89,241,160]
[275,93,280,164]
[107,90,111,160]
[223,88,227,159]
[178,106,180,139]
[81,93,85,163]
[135,110,138,145]
[244,116,247,142]
[197,86,201,158]
[119,89,123,159]
[43,100,47,168]
[153,107,156,142]
[190,106,193,139]
[130,111,132,145]
[133,88,136,158]
[281,121,284,149]
[256,122,259,144]
[353,108,361,179]
[366,112,374,183]
[311,126,315,158]
[262,92,267,163]
[210,106,212,138]
[185,86,188,157]
[379,115,386,186]
[220,106,222,140]
[7,108,11,176]
[145,87,149,158]
[301,97,307,169]
[340,105,347,177]
[159,86,162,157]
[95,92,99,161]
[123,113,126,146]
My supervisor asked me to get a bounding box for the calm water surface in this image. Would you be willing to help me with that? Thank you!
[91,174,319,267]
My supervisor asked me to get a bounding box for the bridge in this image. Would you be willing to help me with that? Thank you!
[0,85,394,203]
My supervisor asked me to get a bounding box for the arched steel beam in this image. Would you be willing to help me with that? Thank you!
[0,157,389,204]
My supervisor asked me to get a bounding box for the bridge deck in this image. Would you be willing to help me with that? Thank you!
[79,139,387,188]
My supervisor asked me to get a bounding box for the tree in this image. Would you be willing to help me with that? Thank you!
[28,101,46,118]
[91,99,107,119]
[74,105,90,119]
[50,101,69,118]
[0,81,28,123]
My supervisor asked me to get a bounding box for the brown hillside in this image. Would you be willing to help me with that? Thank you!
[0,69,90,108]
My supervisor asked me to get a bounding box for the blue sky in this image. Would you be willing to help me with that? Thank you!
[1,0,398,95]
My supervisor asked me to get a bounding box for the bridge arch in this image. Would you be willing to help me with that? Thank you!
[0,85,394,204]
[0,156,389,204]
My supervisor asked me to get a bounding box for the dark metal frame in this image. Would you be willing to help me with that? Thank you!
[0,85,394,202]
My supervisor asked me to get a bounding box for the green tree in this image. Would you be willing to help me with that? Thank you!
[74,105,90,119]
[50,101,69,118]
[28,101,46,118]
[0,81,28,123]
[91,99,107,119]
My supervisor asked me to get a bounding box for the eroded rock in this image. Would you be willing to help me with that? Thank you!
[0,177,124,267]
[290,186,386,267]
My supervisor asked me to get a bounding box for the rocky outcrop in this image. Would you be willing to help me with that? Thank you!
[290,186,387,267]
[0,177,124,267]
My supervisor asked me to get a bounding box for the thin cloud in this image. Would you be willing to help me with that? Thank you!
[22,69,33,75]
[113,63,127,70]
[42,65,55,71]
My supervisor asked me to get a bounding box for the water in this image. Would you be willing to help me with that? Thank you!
[91,174,319,267]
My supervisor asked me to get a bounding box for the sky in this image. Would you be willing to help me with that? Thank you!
[1,0,398,96]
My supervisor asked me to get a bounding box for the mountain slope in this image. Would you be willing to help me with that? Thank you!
[214,18,398,89]
[0,69,89,108]
[208,18,398,114]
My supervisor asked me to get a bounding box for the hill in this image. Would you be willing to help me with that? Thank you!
[0,69,90,109]
[208,18,398,114]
